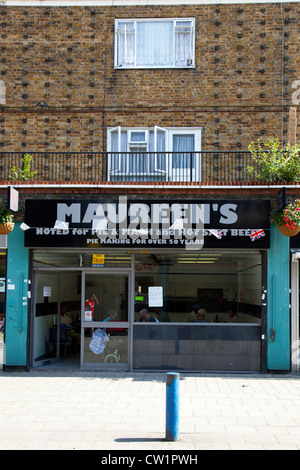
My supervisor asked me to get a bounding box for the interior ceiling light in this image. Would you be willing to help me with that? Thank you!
[178,253,222,256]
[177,258,218,262]
[177,255,220,259]
[177,256,219,260]
[106,258,131,262]
[178,260,215,264]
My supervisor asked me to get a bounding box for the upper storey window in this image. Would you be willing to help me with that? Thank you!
[115,18,195,69]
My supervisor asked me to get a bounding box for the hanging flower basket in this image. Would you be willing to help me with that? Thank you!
[0,222,14,235]
[278,224,300,237]
[0,203,14,235]
[271,199,300,237]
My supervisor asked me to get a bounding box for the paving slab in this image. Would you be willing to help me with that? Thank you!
[0,369,300,450]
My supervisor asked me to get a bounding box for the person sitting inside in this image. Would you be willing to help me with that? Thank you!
[104,310,128,335]
[60,304,80,354]
[60,304,75,327]
[189,304,200,322]
[104,310,117,322]
[228,309,241,323]
[195,308,207,323]
[139,308,159,323]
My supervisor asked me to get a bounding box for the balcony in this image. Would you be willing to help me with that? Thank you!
[0,151,260,184]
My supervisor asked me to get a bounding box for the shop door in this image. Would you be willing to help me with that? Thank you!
[32,270,82,367]
[32,272,61,366]
[81,272,131,369]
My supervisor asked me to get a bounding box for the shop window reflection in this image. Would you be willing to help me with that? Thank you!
[83,327,128,364]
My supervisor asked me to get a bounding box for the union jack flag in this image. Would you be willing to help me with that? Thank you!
[209,229,223,239]
[250,229,265,241]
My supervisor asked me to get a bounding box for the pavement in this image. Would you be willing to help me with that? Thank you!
[1,361,300,451]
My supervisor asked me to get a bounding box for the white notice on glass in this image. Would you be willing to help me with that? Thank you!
[43,286,51,297]
[148,286,163,307]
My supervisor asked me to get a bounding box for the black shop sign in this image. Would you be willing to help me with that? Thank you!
[24,198,270,249]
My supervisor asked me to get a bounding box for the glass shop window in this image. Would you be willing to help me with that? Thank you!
[134,251,262,324]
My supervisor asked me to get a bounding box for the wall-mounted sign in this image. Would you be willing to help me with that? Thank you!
[92,254,105,267]
[24,198,270,249]
[7,186,19,212]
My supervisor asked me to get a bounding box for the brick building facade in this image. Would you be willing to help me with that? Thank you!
[0,1,299,154]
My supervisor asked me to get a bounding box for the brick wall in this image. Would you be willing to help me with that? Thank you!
[0,2,299,153]
[1,183,299,222]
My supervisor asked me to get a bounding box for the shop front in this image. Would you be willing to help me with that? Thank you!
[24,198,270,372]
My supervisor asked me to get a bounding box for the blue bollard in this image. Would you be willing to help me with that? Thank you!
[165,372,180,441]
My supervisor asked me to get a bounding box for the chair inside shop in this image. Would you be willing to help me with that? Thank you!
[48,327,70,357]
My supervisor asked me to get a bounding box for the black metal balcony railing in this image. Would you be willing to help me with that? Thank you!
[0,151,260,183]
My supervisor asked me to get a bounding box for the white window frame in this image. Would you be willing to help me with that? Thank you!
[114,18,195,69]
[107,127,202,181]
[168,129,201,181]
[128,130,149,151]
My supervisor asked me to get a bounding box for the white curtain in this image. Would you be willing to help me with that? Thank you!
[136,21,173,66]
[175,22,193,66]
[173,135,195,169]
[116,22,135,67]
[150,130,166,172]
[110,130,127,173]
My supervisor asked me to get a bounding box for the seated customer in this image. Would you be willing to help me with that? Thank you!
[105,310,128,335]
[60,304,74,327]
[189,304,200,322]
[104,310,117,322]
[60,305,80,353]
[139,308,159,323]
[195,308,207,323]
[228,309,241,323]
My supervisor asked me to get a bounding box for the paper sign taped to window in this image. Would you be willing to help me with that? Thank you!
[148,286,163,307]
[43,286,51,297]
[85,310,93,321]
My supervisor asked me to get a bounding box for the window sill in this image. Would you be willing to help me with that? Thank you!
[109,171,167,176]
[114,65,195,70]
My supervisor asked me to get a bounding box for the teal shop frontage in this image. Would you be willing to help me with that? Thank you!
[4,223,29,368]
[267,225,290,371]
[1,198,292,373]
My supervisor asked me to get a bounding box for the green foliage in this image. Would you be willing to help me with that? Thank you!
[0,202,14,223]
[247,138,300,182]
[10,153,37,181]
